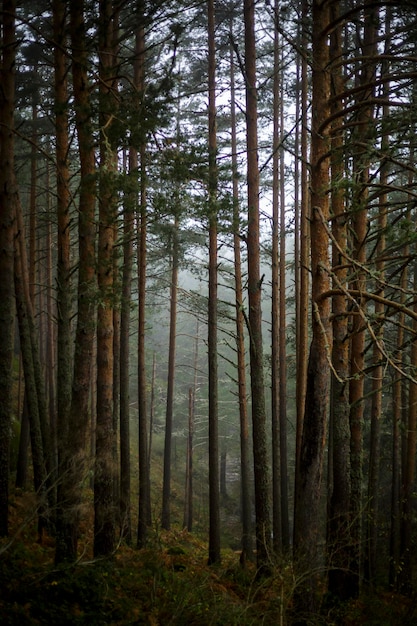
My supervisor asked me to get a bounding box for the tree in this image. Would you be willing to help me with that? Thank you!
[229,14,252,565]
[293,0,331,613]
[348,1,378,593]
[119,147,135,545]
[161,215,179,532]
[55,0,97,564]
[94,0,119,558]
[207,0,221,566]
[326,0,353,600]
[0,0,17,537]
[53,0,75,562]
[243,0,271,572]
[135,18,151,549]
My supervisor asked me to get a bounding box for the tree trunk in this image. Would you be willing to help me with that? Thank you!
[293,0,331,614]
[207,0,220,566]
[230,26,252,564]
[244,0,271,572]
[161,216,179,531]
[14,201,48,534]
[0,0,16,537]
[55,0,97,564]
[348,2,378,593]
[271,3,282,555]
[94,0,118,557]
[53,0,75,562]
[327,1,353,600]
[293,0,310,543]
[119,146,135,545]
[365,10,390,584]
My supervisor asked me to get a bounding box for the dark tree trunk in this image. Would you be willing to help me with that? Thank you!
[230,26,253,564]
[53,0,75,563]
[293,0,331,615]
[55,0,97,564]
[207,0,220,566]
[244,0,271,572]
[94,0,118,558]
[0,0,16,537]
[161,217,179,531]
[327,1,354,601]
[119,146,135,545]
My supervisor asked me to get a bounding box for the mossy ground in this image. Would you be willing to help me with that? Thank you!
[0,491,414,625]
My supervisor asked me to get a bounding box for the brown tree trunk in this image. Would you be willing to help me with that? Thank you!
[55,0,97,564]
[293,0,310,540]
[161,216,179,531]
[278,50,289,553]
[119,146,135,545]
[207,0,220,566]
[0,0,16,537]
[53,0,75,562]
[185,323,199,532]
[293,0,331,614]
[327,1,353,600]
[399,252,417,594]
[94,0,118,557]
[271,5,282,555]
[14,200,48,535]
[230,27,252,564]
[348,2,378,593]
[244,0,271,572]
[365,10,391,584]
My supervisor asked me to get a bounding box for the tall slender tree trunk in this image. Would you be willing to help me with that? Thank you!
[389,255,408,586]
[0,0,16,537]
[135,19,151,547]
[53,0,75,562]
[327,2,353,600]
[365,10,390,584]
[293,0,310,539]
[94,0,118,557]
[207,0,220,566]
[188,325,200,532]
[55,0,97,564]
[161,216,179,531]
[348,2,378,593]
[244,0,271,572]
[271,4,282,555]
[14,200,48,534]
[293,0,331,614]
[230,27,252,565]
[278,49,289,552]
[119,146,135,544]
[399,196,417,593]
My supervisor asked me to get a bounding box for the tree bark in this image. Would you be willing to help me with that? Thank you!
[119,146,135,545]
[293,0,310,543]
[230,20,252,565]
[207,0,221,566]
[0,0,16,537]
[94,0,118,557]
[293,0,331,614]
[53,0,75,562]
[327,1,353,600]
[161,216,179,531]
[244,0,271,572]
[348,2,378,593]
[55,0,97,564]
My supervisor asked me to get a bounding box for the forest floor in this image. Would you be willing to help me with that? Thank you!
[0,490,415,625]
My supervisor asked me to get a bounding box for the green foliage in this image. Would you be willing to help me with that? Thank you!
[1,514,414,626]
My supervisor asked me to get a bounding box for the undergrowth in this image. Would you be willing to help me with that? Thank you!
[0,491,414,625]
